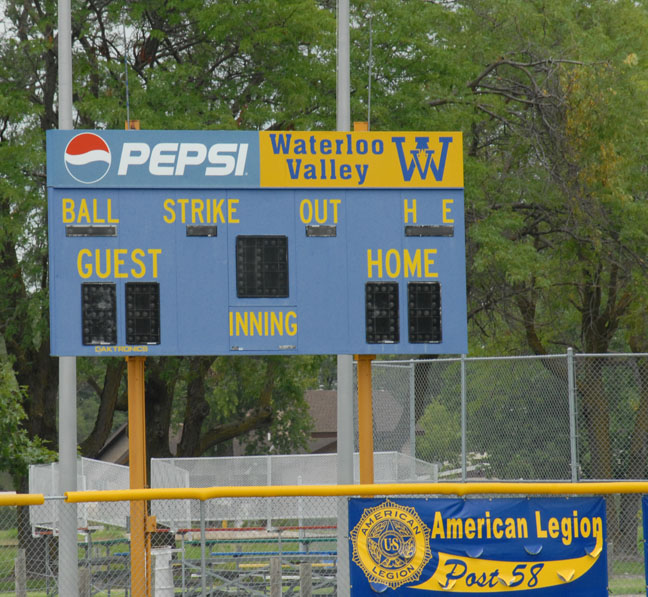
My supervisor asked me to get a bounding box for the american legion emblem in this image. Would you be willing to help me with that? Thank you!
[350,498,432,589]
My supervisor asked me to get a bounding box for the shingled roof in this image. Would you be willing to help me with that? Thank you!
[99,388,406,462]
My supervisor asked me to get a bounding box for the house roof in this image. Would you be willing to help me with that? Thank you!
[372,389,404,433]
[306,388,403,434]
[304,390,337,434]
[97,388,403,462]
[95,422,129,465]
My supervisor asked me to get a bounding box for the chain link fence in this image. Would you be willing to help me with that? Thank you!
[372,352,648,594]
[0,351,646,595]
[0,489,644,596]
[0,496,343,596]
[372,353,648,481]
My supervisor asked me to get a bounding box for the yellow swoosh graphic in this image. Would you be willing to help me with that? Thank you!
[411,534,602,592]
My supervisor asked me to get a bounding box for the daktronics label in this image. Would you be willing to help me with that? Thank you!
[47,130,463,189]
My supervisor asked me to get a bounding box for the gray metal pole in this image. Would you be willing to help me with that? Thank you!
[58,0,73,129]
[336,355,353,597]
[335,0,352,488]
[461,354,467,482]
[336,358,354,474]
[367,16,373,130]
[336,3,352,596]
[58,0,78,593]
[336,0,350,132]
[567,348,578,482]
[58,359,78,597]
[200,501,207,597]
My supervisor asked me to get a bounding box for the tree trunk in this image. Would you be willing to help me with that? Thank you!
[577,357,622,552]
[177,357,216,457]
[80,359,126,457]
[578,357,613,480]
[145,359,178,462]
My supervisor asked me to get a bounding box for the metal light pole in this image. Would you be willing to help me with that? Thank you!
[336,2,353,596]
[57,0,79,594]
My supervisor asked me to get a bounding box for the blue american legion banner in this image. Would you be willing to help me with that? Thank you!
[348,497,607,596]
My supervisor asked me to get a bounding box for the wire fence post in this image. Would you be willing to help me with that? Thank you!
[409,359,416,470]
[14,548,25,597]
[567,347,579,482]
[270,557,281,597]
[461,354,467,482]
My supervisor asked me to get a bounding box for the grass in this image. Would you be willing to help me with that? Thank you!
[9,530,646,595]
[0,529,17,545]
[608,575,646,595]
[609,558,646,595]
[612,559,644,576]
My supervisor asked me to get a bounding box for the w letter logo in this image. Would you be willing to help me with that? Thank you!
[391,136,453,182]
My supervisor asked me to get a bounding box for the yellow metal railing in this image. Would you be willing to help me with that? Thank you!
[4,482,648,597]
[0,492,44,506]
[63,481,648,502]
[10,481,648,507]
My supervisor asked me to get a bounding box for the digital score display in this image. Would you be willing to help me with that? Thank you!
[47,130,467,356]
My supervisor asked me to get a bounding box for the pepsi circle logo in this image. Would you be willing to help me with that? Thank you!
[64,133,111,184]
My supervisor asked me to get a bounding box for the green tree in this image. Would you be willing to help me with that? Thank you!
[0,0,336,487]
[417,400,461,467]
[3,0,648,557]
[340,0,648,553]
[0,362,53,486]
[0,7,59,466]
[435,0,648,553]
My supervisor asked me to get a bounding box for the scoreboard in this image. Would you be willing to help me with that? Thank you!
[46,130,467,356]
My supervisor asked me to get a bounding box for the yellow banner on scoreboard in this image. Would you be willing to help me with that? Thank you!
[259,131,463,188]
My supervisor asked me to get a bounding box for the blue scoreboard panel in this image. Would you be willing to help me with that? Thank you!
[47,130,467,356]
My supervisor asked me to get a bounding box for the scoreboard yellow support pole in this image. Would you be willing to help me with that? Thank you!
[356,355,375,484]
[127,356,152,597]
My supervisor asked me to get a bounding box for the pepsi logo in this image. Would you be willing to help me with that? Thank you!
[64,133,111,184]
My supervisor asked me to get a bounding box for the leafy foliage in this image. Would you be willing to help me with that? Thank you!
[0,362,54,484]
[2,1,648,521]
